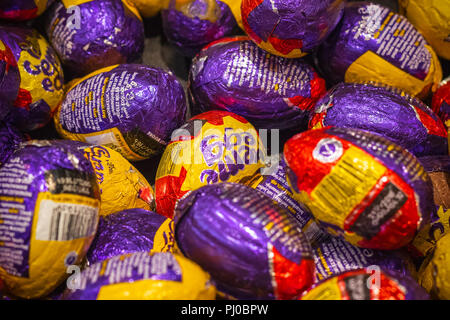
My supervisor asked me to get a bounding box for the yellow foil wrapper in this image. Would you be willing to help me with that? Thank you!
[82,145,154,216]
[345,44,443,100]
[418,232,450,299]
[0,193,100,299]
[155,111,267,218]
[399,0,450,61]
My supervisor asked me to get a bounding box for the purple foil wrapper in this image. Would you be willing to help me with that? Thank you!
[86,208,172,265]
[317,2,436,91]
[312,235,413,283]
[162,0,237,58]
[0,39,19,122]
[249,156,328,245]
[45,0,145,76]
[174,182,315,300]
[0,140,100,298]
[0,25,64,132]
[310,82,448,157]
[188,36,327,130]
[0,122,24,167]
[56,64,187,160]
[418,155,450,174]
[241,0,345,57]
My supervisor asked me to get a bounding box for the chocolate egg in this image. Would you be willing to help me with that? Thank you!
[284,126,434,250]
[309,82,448,157]
[54,64,187,162]
[318,2,442,99]
[188,36,326,130]
[0,140,101,299]
[241,0,345,58]
[162,0,237,57]
[0,26,64,131]
[45,0,144,77]
[174,182,315,300]
[155,110,266,218]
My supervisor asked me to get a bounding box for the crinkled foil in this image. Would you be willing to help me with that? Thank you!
[47,140,155,216]
[318,1,442,99]
[0,140,101,299]
[284,126,434,250]
[0,39,19,121]
[431,77,450,146]
[408,155,450,266]
[0,122,24,167]
[418,233,450,300]
[62,252,216,300]
[312,236,415,283]
[241,0,345,58]
[155,110,266,218]
[245,155,328,245]
[174,182,315,300]
[309,82,448,157]
[399,0,450,60]
[45,0,145,76]
[300,268,430,300]
[188,36,327,130]
[0,26,64,132]
[162,0,237,58]
[86,209,174,264]
[54,64,187,162]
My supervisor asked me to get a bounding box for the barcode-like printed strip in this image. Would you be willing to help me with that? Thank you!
[48,204,97,241]
[36,200,98,241]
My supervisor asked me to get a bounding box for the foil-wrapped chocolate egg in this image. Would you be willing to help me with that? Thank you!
[45,0,145,77]
[155,110,266,219]
[318,2,442,99]
[174,182,315,300]
[188,36,326,130]
[309,82,448,157]
[62,252,216,300]
[284,126,434,250]
[300,268,429,300]
[54,64,187,162]
[0,140,101,299]
[0,26,64,132]
[162,0,237,58]
[241,0,345,58]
